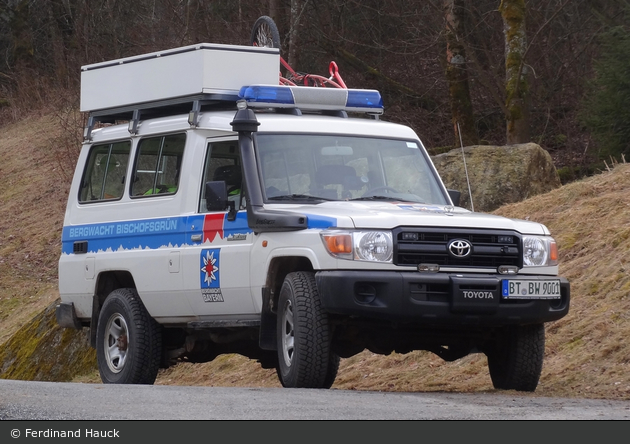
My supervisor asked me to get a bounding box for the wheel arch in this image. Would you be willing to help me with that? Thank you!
[259,255,314,350]
[89,270,137,348]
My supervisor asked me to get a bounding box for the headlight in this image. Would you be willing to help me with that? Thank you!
[321,230,393,263]
[522,236,558,267]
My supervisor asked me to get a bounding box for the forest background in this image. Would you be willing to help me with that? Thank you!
[1,0,630,183]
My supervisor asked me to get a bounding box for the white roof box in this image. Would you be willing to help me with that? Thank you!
[80,43,280,113]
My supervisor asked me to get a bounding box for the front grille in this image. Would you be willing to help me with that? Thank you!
[393,227,522,269]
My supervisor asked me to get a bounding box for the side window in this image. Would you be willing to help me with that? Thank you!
[199,140,243,212]
[79,141,131,203]
[131,133,186,197]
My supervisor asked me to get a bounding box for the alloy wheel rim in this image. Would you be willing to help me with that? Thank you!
[281,300,295,367]
[104,313,129,373]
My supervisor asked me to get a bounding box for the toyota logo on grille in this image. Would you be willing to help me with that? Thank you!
[448,239,472,258]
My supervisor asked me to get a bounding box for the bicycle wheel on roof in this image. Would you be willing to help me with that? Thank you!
[251,16,281,49]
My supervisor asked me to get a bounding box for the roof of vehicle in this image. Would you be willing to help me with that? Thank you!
[86,109,420,144]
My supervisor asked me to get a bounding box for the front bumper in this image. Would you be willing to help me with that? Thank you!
[315,270,570,327]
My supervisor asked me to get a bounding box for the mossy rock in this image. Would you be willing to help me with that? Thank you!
[432,143,561,212]
[0,299,97,381]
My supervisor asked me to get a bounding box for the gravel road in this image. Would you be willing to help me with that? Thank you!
[1,379,629,420]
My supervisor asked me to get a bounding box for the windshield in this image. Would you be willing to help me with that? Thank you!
[255,134,449,204]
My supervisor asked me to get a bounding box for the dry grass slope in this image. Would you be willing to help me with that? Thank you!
[0,114,67,346]
[2,114,630,399]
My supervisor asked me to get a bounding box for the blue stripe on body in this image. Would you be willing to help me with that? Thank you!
[61,212,251,254]
[305,214,337,229]
[61,211,332,254]
[62,217,188,254]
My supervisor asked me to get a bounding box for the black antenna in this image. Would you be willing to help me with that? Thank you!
[457,122,474,212]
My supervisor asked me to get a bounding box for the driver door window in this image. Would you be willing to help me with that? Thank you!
[199,140,244,212]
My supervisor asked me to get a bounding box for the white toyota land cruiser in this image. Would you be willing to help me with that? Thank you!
[56,41,570,391]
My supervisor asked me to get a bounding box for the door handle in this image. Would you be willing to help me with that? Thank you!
[191,234,202,242]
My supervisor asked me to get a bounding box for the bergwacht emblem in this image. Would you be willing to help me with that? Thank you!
[448,239,472,258]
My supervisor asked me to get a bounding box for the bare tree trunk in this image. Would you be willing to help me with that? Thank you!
[46,1,68,86]
[444,0,478,147]
[7,0,34,70]
[269,0,279,24]
[500,0,530,144]
[287,0,301,69]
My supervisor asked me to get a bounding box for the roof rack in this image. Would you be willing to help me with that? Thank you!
[83,93,243,141]
[80,33,384,140]
[80,42,280,139]
[83,93,240,140]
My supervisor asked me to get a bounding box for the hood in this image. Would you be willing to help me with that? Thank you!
[267,201,549,235]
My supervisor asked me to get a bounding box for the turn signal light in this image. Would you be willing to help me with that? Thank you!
[322,234,352,254]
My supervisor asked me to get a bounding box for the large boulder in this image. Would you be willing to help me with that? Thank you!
[0,300,96,381]
[431,143,561,212]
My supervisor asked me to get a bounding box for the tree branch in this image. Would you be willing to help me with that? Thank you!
[322,43,438,111]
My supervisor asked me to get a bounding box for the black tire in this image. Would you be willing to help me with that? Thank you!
[486,324,545,392]
[275,349,340,389]
[276,271,337,388]
[96,288,162,384]
[251,16,281,49]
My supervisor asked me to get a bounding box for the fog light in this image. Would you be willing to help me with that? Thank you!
[418,263,440,272]
[498,265,519,275]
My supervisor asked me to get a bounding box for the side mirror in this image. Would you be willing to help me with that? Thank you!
[447,189,461,207]
[205,181,236,221]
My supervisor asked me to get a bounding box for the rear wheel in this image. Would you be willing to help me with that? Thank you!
[251,16,281,49]
[485,324,545,392]
[276,271,337,388]
[96,288,162,384]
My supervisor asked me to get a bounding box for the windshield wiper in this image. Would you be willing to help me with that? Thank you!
[268,194,333,201]
[350,195,402,201]
[350,195,427,203]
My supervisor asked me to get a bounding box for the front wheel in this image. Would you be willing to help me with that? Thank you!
[276,271,338,388]
[96,288,162,384]
[485,324,545,392]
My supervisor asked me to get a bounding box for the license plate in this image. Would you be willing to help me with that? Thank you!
[501,279,561,299]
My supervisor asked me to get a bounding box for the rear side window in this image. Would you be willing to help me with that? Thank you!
[79,141,131,203]
[131,133,186,197]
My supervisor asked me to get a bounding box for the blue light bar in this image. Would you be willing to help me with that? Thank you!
[238,85,383,114]
[347,90,383,109]
[239,85,295,105]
